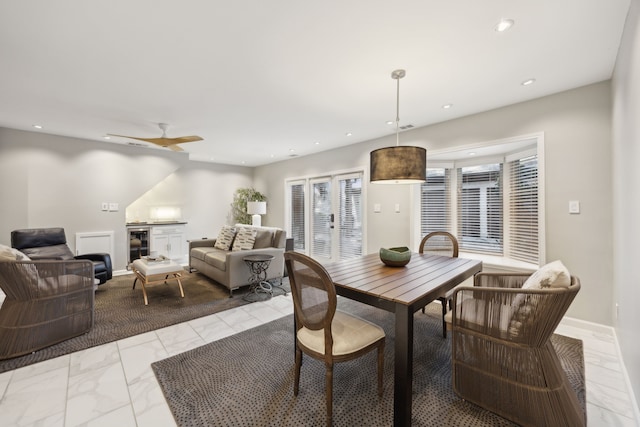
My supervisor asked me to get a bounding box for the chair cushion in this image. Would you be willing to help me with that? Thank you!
[297,310,385,356]
[214,226,236,251]
[232,228,257,251]
[190,246,218,262]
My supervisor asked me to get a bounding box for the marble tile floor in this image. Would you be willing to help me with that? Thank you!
[0,292,637,427]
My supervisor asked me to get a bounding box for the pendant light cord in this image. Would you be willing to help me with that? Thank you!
[396,76,400,147]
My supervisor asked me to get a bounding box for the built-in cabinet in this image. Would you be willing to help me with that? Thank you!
[150,224,186,262]
[127,222,186,266]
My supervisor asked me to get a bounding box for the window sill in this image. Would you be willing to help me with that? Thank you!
[458,252,538,274]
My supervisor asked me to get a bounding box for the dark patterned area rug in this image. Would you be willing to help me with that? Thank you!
[152,299,585,427]
[0,269,263,373]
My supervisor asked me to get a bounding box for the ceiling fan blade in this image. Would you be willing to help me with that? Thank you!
[107,132,202,150]
[170,135,203,143]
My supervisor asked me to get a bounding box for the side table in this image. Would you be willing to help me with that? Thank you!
[243,254,275,301]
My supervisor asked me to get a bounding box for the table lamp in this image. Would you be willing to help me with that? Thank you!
[247,201,267,226]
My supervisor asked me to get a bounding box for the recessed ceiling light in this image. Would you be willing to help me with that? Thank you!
[32,124,43,129]
[270,154,275,158]
[469,152,476,156]
[442,104,453,109]
[521,78,536,86]
[495,19,514,32]
[103,136,111,140]
[314,142,320,145]
[289,148,295,153]
[386,121,394,125]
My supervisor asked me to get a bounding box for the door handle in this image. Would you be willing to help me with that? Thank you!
[330,213,335,229]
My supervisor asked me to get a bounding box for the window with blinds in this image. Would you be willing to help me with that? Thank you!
[420,145,539,264]
[420,168,452,235]
[338,177,363,260]
[508,155,538,263]
[458,163,503,254]
[290,183,305,250]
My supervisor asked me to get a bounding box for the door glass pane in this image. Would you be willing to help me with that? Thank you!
[338,176,362,259]
[311,181,332,259]
[290,183,305,250]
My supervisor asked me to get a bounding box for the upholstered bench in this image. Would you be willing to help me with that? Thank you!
[131,259,184,305]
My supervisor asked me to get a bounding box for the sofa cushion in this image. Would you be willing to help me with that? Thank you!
[253,229,273,249]
[190,247,218,262]
[204,250,227,271]
[214,226,236,251]
[232,228,257,251]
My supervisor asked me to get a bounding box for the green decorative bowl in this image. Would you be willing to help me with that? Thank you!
[379,246,411,267]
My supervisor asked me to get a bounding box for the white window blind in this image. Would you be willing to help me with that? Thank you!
[311,181,332,259]
[457,163,503,254]
[508,155,538,263]
[289,183,305,250]
[420,168,452,235]
[338,176,363,260]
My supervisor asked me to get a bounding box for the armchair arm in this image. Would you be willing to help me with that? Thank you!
[452,280,580,347]
[75,253,112,280]
[0,260,95,300]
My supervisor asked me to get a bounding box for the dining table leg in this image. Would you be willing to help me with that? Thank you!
[394,303,413,426]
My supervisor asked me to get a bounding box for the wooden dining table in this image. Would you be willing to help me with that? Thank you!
[322,252,482,426]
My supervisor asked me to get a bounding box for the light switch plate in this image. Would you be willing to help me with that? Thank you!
[394,203,400,213]
[374,203,381,213]
[101,202,109,211]
[108,202,119,212]
[569,200,580,214]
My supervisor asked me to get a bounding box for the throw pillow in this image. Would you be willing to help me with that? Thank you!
[508,260,571,337]
[232,228,257,251]
[214,226,236,251]
[0,244,30,261]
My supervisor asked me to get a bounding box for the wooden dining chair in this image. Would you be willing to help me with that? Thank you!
[419,231,459,338]
[284,252,385,426]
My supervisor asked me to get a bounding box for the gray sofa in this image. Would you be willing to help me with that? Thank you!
[189,224,286,296]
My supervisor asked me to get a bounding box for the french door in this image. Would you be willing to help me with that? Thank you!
[288,171,364,263]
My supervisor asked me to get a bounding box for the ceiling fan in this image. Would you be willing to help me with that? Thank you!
[108,123,203,152]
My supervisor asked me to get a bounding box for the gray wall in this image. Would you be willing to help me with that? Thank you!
[0,128,254,270]
[612,0,640,410]
[256,81,614,327]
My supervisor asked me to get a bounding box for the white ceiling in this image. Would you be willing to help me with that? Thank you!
[0,0,630,166]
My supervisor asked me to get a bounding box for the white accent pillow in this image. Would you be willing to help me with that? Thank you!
[232,228,257,251]
[508,260,571,337]
[214,226,236,251]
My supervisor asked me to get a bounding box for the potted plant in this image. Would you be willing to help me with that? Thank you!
[231,188,267,224]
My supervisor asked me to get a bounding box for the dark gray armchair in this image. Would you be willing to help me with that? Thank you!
[11,227,112,284]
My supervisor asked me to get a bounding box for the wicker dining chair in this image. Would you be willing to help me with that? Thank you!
[450,272,585,426]
[419,231,459,338]
[284,252,385,427]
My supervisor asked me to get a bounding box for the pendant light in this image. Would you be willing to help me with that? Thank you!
[370,69,426,184]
